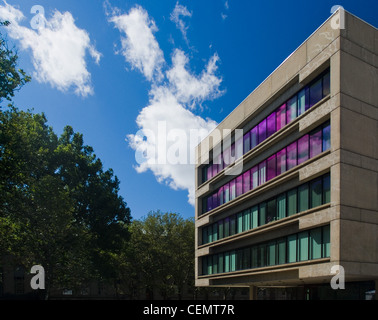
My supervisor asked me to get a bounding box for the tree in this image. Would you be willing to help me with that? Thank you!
[0,21,31,102]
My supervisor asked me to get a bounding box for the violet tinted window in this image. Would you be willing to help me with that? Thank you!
[224,183,230,203]
[286,96,297,124]
[267,154,277,181]
[207,164,213,180]
[212,163,218,177]
[310,129,322,158]
[258,161,266,185]
[250,127,258,149]
[276,104,286,131]
[322,123,331,151]
[236,176,243,197]
[258,119,267,144]
[309,78,322,107]
[243,131,251,154]
[207,196,213,211]
[230,179,236,201]
[323,72,330,97]
[276,149,286,175]
[243,170,250,193]
[287,141,297,170]
[212,192,218,208]
[218,186,224,205]
[297,134,309,165]
[267,112,276,138]
[251,166,258,189]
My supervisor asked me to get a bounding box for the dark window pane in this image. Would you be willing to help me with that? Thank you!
[218,186,224,205]
[202,197,208,213]
[298,134,309,165]
[299,231,309,261]
[309,78,323,107]
[212,192,218,209]
[267,241,276,266]
[218,220,224,239]
[267,112,276,137]
[236,175,243,197]
[277,193,286,219]
[230,179,236,201]
[266,154,276,181]
[322,123,331,151]
[310,129,322,158]
[251,205,258,229]
[202,227,208,245]
[251,127,258,149]
[323,72,330,97]
[323,174,331,204]
[207,164,213,180]
[288,234,297,263]
[310,178,322,208]
[212,223,218,242]
[212,163,218,178]
[276,103,286,131]
[276,149,286,175]
[224,183,230,203]
[243,131,251,154]
[298,184,309,212]
[243,248,251,269]
[230,216,236,236]
[278,238,286,265]
[259,202,266,226]
[267,199,276,223]
[218,253,224,273]
[287,142,297,170]
[237,212,243,234]
[310,228,322,259]
[207,195,213,211]
[258,119,267,144]
[287,188,297,216]
[323,225,331,257]
[224,218,230,238]
[203,166,208,183]
[286,95,297,123]
[243,209,251,231]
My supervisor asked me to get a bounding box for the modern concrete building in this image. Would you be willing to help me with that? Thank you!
[194,9,378,300]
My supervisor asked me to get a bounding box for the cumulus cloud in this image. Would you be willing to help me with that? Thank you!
[109,5,223,205]
[0,1,101,97]
[109,5,165,81]
[170,2,192,43]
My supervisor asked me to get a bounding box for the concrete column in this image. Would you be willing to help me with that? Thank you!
[249,286,258,300]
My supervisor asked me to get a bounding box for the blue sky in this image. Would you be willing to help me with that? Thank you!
[1,0,377,220]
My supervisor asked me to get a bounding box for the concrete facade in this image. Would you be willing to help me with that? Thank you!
[194,10,378,299]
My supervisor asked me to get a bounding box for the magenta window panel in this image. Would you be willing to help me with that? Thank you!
[243,131,251,154]
[276,149,286,175]
[322,123,331,151]
[276,103,286,131]
[242,170,250,193]
[310,129,322,158]
[267,112,276,138]
[286,96,297,124]
[258,119,267,144]
[207,164,213,180]
[266,154,277,181]
[286,141,297,170]
[229,179,236,201]
[250,126,258,149]
[236,176,243,197]
[258,161,266,185]
[251,166,259,189]
[297,134,309,165]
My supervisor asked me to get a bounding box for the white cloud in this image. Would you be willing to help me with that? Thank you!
[0,1,101,97]
[167,49,224,108]
[110,5,223,205]
[170,2,192,43]
[108,5,165,81]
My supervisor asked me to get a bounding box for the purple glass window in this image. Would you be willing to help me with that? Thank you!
[212,163,218,178]
[322,123,331,151]
[243,131,251,154]
[323,73,330,97]
[236,176,243,197]
[207,164,213,180]
[286,141,297,170]
[286,96,297,124]
[242,170,250,193]
[297,134,309,165]
[297,88,309,115]
[310,129,322,158]
[258,119,267,144]
[267,113,276,138]
[309,78,323,108]
[212,192,218,208]
[218,186,224,206]
[250,126,258,149]
[229,179,236,201]
[276,149,286,175]
[251,166,258,189]
[258,161,266,185]
[224,183,230,203]
[267,154,277,181]
[207,196,213,211]
[276,103,286,131]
